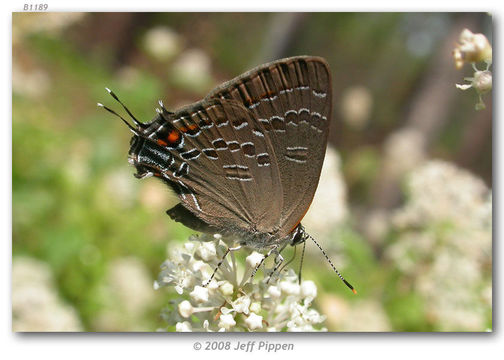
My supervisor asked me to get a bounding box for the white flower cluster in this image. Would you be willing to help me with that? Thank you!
[12,257,82,332]
[320,296,392,332]
[453,28,492,110]
[93,257,156,331]
[155,234,326,332]
[386,160,492,331]
[303,146,348,239]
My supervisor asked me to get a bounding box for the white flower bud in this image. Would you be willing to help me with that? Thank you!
[300,280,317,299]
[178,300,193,318]
[196,242,217,261]
[191,260,207,272]
[280,280,300,296]
[250,302,262,314]
[218,314,236,330]
[219,281,234,296]
[175,321,192,332]
[246,251,264,268]
[203,320,210,331]
[453,28,492,68]
[472,70,492,94]
[190,286,209,304]
[245,313,263,330]
[206,279,219,290]
[267,285,281,299]
[153,280,160,290]
[232,295,251,314]
[184,242,195,253]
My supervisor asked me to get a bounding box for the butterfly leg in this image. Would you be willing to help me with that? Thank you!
[266,252,285,284]
[250,245,278,281]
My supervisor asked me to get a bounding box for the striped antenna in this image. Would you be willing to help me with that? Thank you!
[305,233,357,294]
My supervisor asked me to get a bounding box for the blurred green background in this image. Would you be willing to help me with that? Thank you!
[12,12,492,332]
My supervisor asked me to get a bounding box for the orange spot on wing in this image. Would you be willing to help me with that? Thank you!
[179,124,198,133]
[167,130,180,143]
[157,139,168,146]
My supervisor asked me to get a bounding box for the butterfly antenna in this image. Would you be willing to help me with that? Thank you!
[305,233,357,294]
[97,102,139,135]
[105,87,145,128]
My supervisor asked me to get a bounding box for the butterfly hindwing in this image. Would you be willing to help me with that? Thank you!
[129,98,284,234]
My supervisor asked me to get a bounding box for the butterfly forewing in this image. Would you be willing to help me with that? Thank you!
[207,56,331,238]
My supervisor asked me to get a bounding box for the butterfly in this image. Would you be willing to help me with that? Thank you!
[99,56,355,293]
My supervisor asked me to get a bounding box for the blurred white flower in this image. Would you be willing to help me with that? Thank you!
[452,28,492,69]
[453,28,492,110]
[303,146,348,239]
[13,13,85,44]
[143,26,181,61]
[12,257,82,332]
[393,160,490,230]
[340,86,373,130]
[156,234,326,332]
[383,128,426,176]
[138,180,177,213]
[108,257,156,314]
[13,64,51,99]
[116,66,142,90]
[320,295,392,332]
[362,209,390,247]
[385,160,492,331]
[97,168,137,210]
[63,139,92,186]
[171,49,213,92]
[93,257,156,331]
[456,70,492,111]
